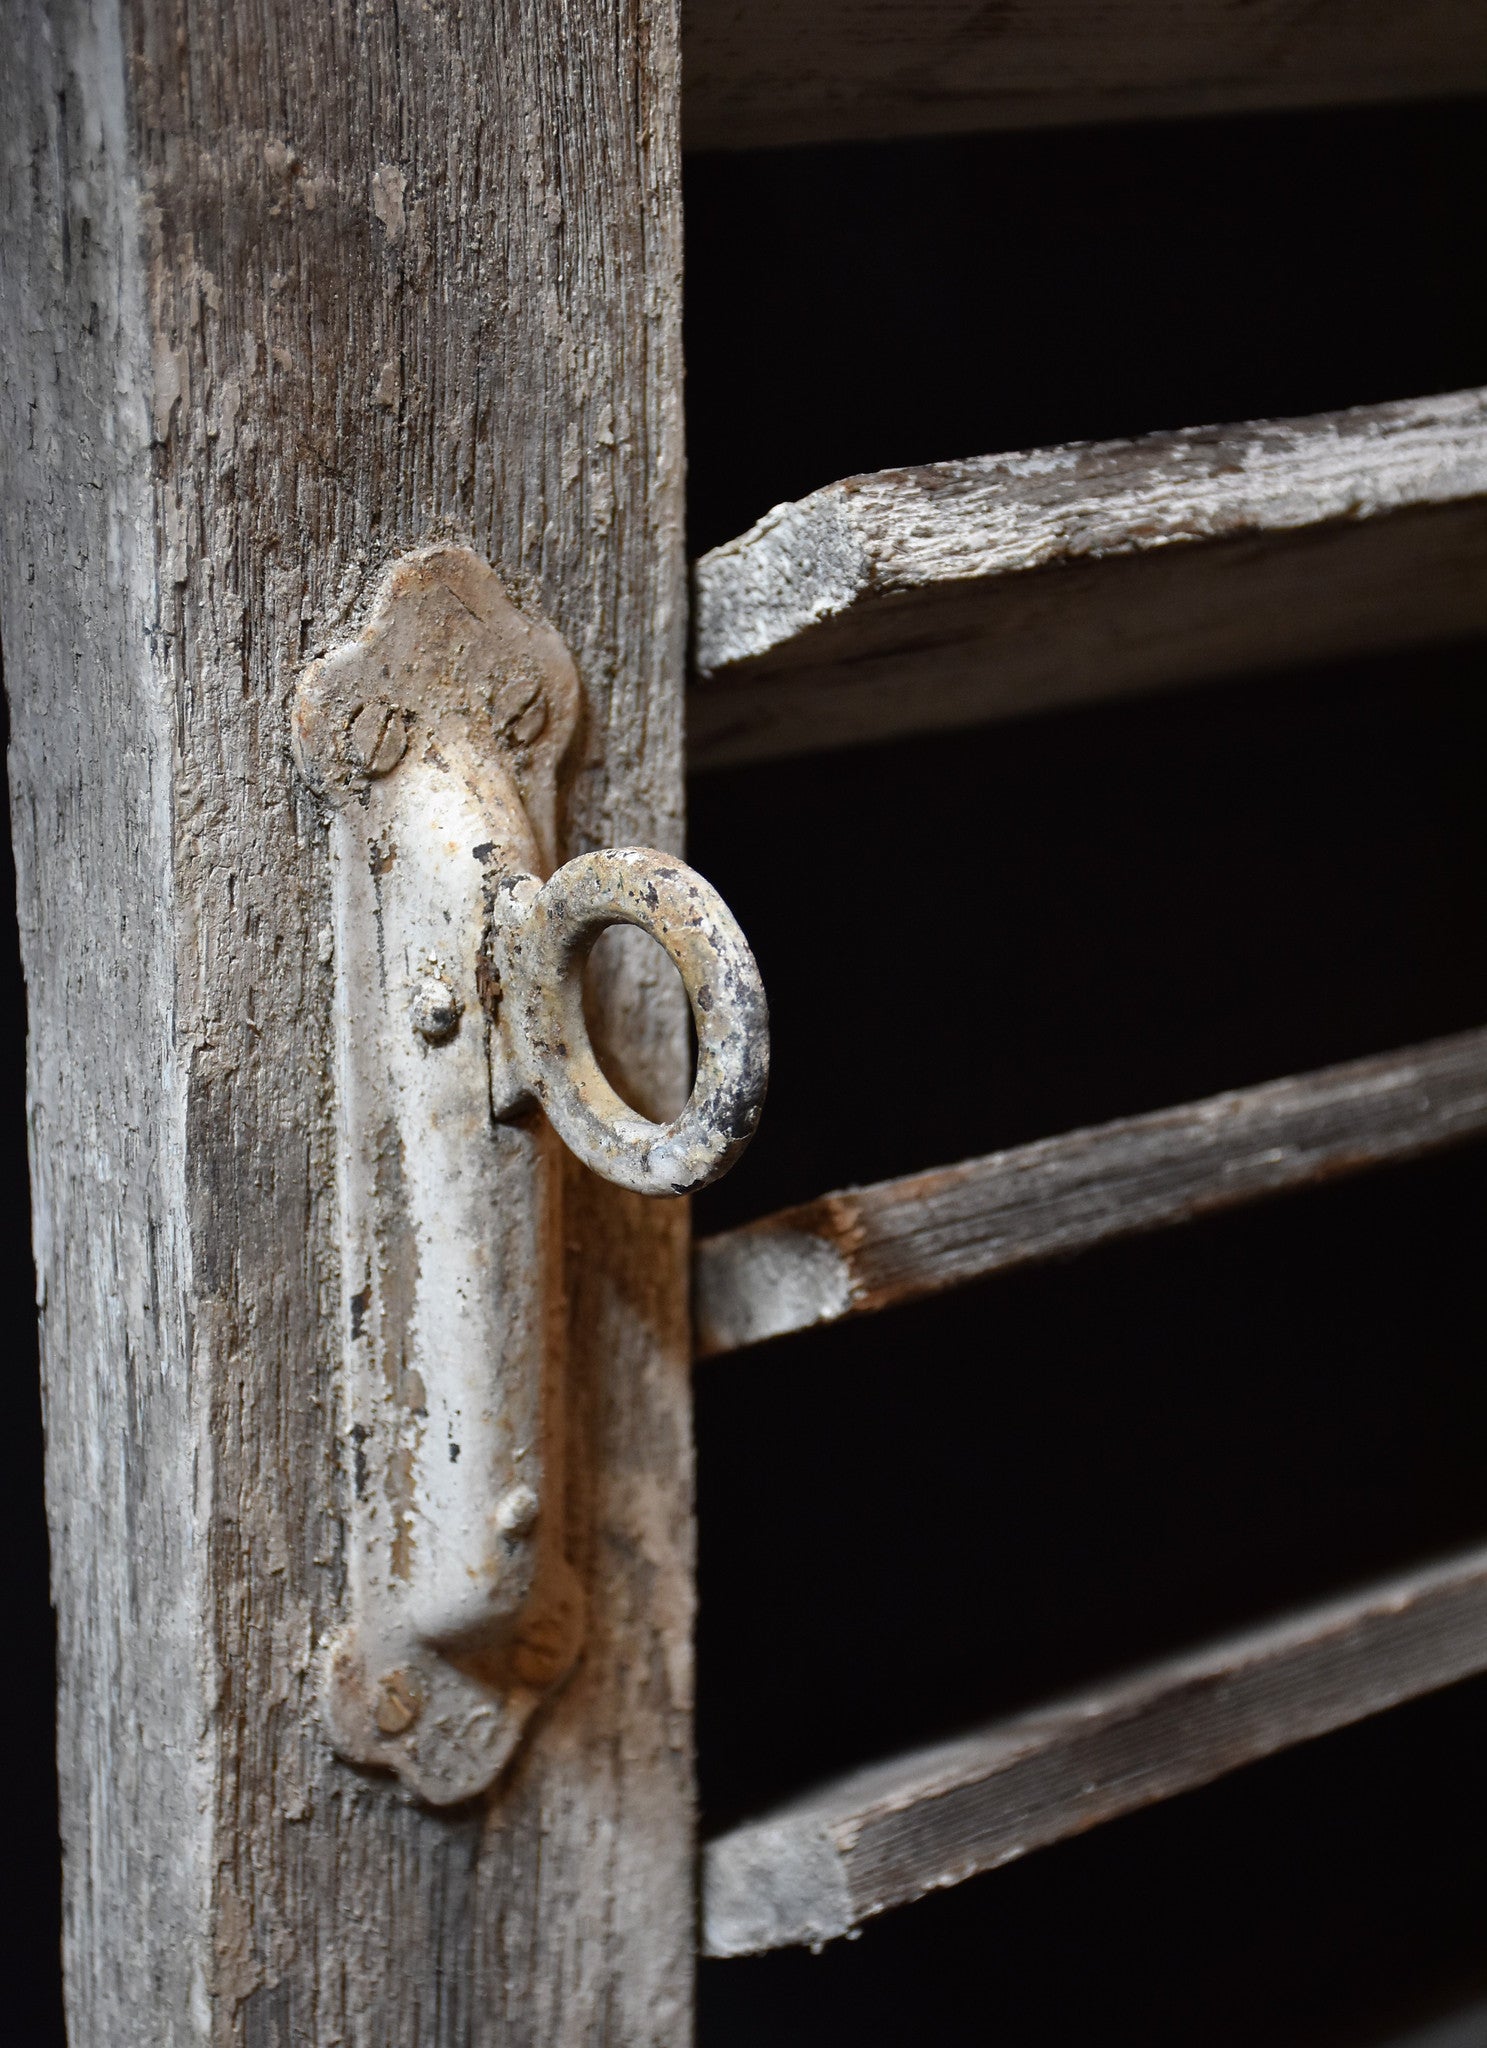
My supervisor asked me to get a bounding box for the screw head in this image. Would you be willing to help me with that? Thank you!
[508,694,548,746]
[346,699,407,778]
[374,1668,422,1736]
[512,1613,568,1689]
[411,975,462,1043]
[495,1482,540,1539]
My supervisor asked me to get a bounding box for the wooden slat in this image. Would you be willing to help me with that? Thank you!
[693,1028,1487,1357]
[683,0,1487,153]
[703,1545,1487,1955]
[1382,1995,1487,2048]
[688,387,1487,770]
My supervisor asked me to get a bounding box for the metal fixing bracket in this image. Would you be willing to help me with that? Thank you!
[293,546,768,1804]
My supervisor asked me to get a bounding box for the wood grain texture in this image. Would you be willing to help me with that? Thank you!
[689,387,1487,769]
[703,1545,1487,1955]
[1,2,691,2043]
[694,1029,1487,1356]
[682,0,1487,152]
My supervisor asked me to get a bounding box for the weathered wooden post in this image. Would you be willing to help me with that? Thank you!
[0,2,695,2039]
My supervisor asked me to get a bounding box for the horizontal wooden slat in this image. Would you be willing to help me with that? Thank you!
[693,1028,1487,1357]
[683,1,1487,153]
[688,387,1487,770]
[703,1545,1487,1955]
[1384,1995,1487,2048]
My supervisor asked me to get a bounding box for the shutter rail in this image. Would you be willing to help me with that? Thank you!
[688,387,1487,771]
[703,1545,1487,1956]
[694,1027,1487,1358]
[683,1,1487,154]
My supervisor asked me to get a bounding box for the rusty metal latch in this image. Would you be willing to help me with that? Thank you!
[293,547,767,1804]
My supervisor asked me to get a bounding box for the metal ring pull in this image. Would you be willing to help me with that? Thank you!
[501,848,770,1196]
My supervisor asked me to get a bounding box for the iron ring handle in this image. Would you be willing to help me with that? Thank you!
[502,848,769,1196]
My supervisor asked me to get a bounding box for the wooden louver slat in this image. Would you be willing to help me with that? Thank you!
[689,387,1487,770]
[683,0,1487,153]
[702,1545,1487,1956]
[693,1028,1487,1357]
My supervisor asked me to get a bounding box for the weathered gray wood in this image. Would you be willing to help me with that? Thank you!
[703,1545,1487,1955]
[1,3,691,2043]
[683,0,1487,152]
[694,1029,1487,1356]
[1382,1995,1487,2048]
[690,388,1487,769]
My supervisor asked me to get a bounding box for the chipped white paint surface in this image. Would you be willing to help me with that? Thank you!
[691,386,1487,766]
[295,550,586,1805]
[295,549,765,1806]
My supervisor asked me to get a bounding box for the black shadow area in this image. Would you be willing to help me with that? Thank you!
[689,642,1487,1236]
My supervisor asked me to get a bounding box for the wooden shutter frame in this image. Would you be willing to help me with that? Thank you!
[0,2,694,2041]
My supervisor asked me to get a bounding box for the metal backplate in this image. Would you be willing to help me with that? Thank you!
[294,546,583,1805]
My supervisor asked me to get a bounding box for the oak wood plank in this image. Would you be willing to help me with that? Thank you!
[683,0,1487,153]
[689,388,1487,769]
[1,2,691,2041]
[703,1545,1487,1955]
[694,1029,1487,1357]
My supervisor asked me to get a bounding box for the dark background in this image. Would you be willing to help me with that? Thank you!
[5,94,1487,2043]
[686,99,1487,2046]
